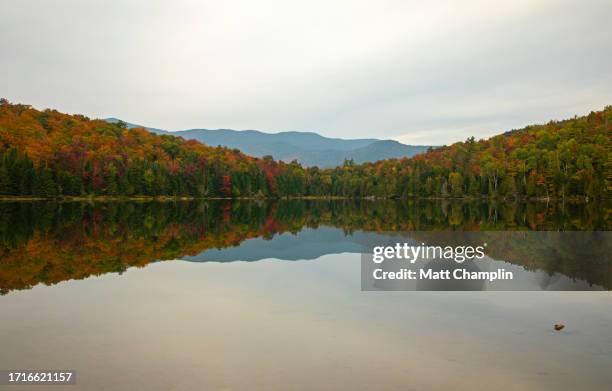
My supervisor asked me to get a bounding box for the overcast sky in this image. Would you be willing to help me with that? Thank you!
[1,0,610,144]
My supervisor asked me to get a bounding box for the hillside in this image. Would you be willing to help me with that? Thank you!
[1,99,610,200]
[317,108,611,200]
[105,118,430,167]
[0,100,279,197]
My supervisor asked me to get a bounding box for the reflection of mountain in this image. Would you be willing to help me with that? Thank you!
[185,227,364,262]
[185,228,404,262]
[0,200,609,294]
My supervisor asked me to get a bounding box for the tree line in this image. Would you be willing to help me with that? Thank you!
[0,99,610,199]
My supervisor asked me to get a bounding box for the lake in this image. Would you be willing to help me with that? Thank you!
[1,200,611,390]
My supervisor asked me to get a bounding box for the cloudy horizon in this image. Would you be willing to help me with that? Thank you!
[1,0,611,145]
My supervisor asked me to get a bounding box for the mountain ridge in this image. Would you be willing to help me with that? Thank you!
[104,118,431,167]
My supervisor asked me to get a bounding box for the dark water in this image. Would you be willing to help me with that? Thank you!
[1,200,611,390]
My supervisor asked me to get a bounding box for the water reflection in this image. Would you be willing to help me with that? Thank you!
[0,200,610,293]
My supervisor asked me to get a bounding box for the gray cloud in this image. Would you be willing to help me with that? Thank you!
[1,0,610,144]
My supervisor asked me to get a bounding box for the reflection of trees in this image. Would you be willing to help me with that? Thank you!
[0,200,609,294]
[407,231,611,290]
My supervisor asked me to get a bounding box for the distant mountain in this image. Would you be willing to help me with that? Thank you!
[105,118,431,167]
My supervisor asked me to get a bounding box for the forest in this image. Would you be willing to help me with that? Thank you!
[0,98,610,200]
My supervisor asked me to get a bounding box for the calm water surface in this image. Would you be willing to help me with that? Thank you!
[1,200,611,390]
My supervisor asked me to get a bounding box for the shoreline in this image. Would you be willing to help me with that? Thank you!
[0,195,601,203]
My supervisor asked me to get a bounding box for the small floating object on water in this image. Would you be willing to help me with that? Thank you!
[554,324,565,331]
